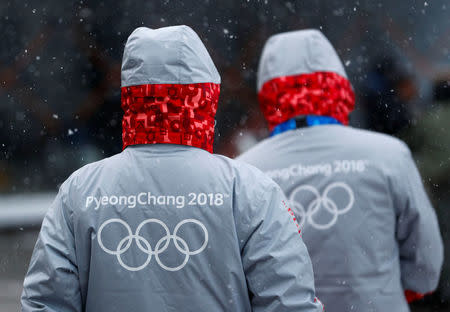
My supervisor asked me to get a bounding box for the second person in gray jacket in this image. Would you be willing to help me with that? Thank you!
[238,29,443,312]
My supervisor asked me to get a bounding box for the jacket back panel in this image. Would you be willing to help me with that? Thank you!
[238,125,412,312]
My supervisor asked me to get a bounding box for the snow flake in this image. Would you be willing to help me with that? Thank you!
[333,8,344,16]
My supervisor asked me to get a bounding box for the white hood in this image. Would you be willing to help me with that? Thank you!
[121,25,220,87]
[257,29,347,91]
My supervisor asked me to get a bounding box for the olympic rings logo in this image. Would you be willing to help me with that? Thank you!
[97,218,208,272]
[288,182,354,230]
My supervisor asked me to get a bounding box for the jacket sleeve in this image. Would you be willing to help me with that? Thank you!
[236,176,323,312]
[21,181,82,312]
[393,148,443,299]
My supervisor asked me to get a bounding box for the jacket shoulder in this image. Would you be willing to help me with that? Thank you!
[59,152,124,191]
[213,154,280,190]
[236,136,276,163]
[344,127,411,157]
[240,127,411,159]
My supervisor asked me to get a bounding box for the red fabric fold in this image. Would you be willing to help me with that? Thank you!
[258,72,355,131]
[121,83,220,153]
[404,290,429,303]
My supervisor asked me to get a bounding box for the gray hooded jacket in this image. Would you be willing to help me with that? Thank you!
[21,26,324,312]
[238,30,443,312]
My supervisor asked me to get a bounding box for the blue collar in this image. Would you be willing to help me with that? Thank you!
[270,115,341,136]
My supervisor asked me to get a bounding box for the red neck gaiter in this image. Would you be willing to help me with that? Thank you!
[258,71,355,131]
[122,83,220,153]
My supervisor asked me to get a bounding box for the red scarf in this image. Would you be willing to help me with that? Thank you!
[258,72,355,131]
[122,83,220,153]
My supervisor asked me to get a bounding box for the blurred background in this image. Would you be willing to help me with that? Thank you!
[0,0,449,311]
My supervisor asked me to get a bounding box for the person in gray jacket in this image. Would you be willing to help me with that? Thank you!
[21,25,324,312]
[237,29,443,312]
